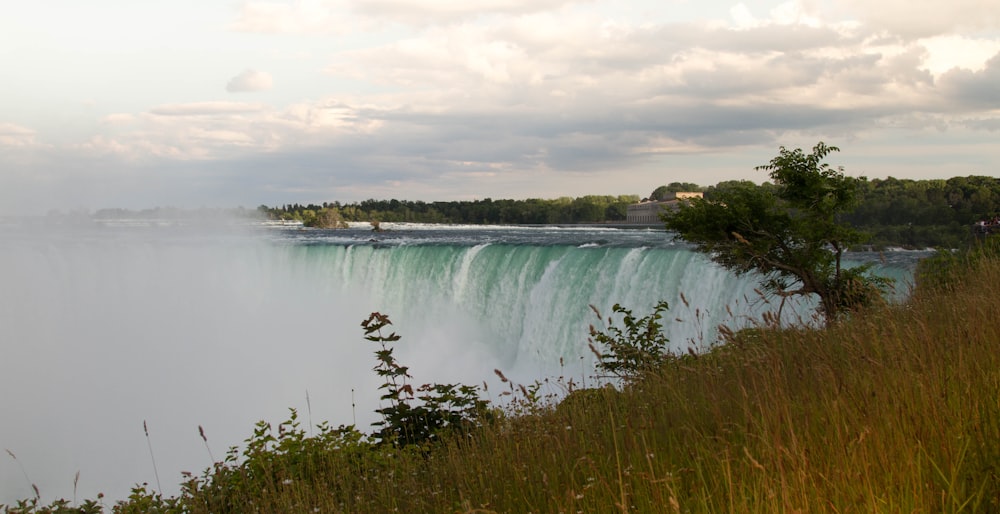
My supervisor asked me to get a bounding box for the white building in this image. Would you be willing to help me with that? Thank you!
[626,192,703,224]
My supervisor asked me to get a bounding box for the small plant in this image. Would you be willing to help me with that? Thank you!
[588,301,672,383]
[171,411,373,514]
[362,312,491,448]
[0,497,105,514]
[112,484,182,514]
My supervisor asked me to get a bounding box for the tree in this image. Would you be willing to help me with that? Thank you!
[663,143,891,322]
[312,207,349,228]
[650,183,703,201]
[649,185,670,201]
[300,209,318,226]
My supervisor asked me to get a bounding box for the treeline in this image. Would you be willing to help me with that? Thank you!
[847,175,1000,248]
[258,195,640,227]
[258,175,1000,247]
[699,175,999,248]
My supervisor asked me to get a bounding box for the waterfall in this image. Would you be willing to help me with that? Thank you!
[0,223,914,504]
[282,243,791,372]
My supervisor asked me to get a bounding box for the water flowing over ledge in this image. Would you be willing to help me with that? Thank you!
[0,222,919,504]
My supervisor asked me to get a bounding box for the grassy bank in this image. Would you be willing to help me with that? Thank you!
[6,251,1000,513]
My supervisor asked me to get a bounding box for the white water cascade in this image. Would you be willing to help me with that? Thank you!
[0,222,915,504]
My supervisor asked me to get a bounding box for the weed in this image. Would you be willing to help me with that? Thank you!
[362,312,492,448]
[588,301,672,383]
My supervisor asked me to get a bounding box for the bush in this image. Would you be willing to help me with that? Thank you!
[362,312,492,448]
[588,301,672,383]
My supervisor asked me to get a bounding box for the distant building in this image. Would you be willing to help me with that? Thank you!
[626,192,703,224]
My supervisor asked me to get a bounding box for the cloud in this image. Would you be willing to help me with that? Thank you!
[70,10,1000,173]
[226,70,274,93]
[229,0,583,33]
[229,1,353,33]
[149,102,266,116]
[350,0,582,25]
[937,52,1000,110]
[101,113,138,125]
[327,13,918,120]
[0,122,37,147]
[54,10,1000,183]
[838,0,1000,39]
[919,36,1000,76]
[728,1,826,30]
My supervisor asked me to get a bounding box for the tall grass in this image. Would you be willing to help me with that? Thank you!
[6,253,1000,513]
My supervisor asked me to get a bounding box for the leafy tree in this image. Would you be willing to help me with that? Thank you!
[663,143,891,322]
[649,185,670,201]
[300,209,318,226]
[650,183,703,201]
[309,207,348,228]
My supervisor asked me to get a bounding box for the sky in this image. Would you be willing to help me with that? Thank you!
[1,0,999,215]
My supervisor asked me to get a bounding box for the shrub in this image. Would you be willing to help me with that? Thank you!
[588,301,671,383]
[362,312,492,448]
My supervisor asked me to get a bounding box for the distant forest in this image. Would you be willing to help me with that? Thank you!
[252,176,1000,248]
[260,195,641,226]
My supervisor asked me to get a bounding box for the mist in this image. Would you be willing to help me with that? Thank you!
[0,221,503,505]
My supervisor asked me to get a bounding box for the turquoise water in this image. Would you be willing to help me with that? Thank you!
[269,223,920,368]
